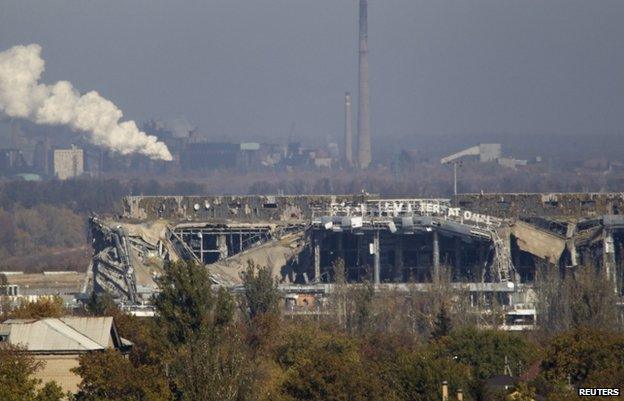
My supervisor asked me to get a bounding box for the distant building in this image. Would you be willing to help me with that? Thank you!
[497,157,528,170]
[0,148,28,174]
[53,146,84,180]
[0,316,131,393]
[440,143,502,164]
[440,143,535,170]
[33,136,51,175]
[180,142,241,171]
[0,271,86,308]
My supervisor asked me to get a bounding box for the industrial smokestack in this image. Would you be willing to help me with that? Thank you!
[344,92,353,166]
[356,0,372,169]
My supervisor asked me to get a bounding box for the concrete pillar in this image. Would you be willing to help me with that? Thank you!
[198,232,204,264]
[217,234,228,260]
[337,234,345,266]
[566,222,578,267]
[432,230,440,280]
[373,231,380,284]
[604,229,617,294]
[394,238,403,282]
[314,234,321,283]
[478,241,487,283]
[441,381,449,401]
[454,237,462,280]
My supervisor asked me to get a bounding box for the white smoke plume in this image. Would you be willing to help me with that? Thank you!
[0,44,172,161]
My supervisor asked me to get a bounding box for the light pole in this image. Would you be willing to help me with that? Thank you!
[451,161,462,195]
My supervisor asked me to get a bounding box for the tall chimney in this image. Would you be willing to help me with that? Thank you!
[357,0,372,169]
[344,92,353,166]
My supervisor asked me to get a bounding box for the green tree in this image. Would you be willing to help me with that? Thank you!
[438,328,536,381]
[390,350,472,401]
[35,382,65,401]
[540,327,624,387]
[240,260,281,321]
[172,328,252,401]
[214,287,236,328]
[72,349,171,401]
[85,292,117,316]
[152,260,215,346]
[277,324,396,401]
[0,345,63,401]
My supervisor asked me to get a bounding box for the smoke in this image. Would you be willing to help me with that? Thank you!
[0,44,172,161]
[165,117,194,138]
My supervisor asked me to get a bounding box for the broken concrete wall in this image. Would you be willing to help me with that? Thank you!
[206,230,307,285]
[511,220,566,264]
[453,193,624,218]
[123,195,371,222]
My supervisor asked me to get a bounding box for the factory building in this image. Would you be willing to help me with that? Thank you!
[53,146,84,180]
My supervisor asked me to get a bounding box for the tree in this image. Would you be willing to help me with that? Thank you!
[151,260,246,400]
[85,291,117,316]
[35,382,65,401]
[240,260,281,321]
[214,287,235,328]
[277,324,397,401]
[152,260,215,346]
[390,349,472,401]
[431,302,453,340]
[438,328,536,381]
[536,262,620,332]
[0,345,63,401]
[540,327,624,387]
[72,349,171,401]
[330,258,348,328]
[5,296,65,320]
[172,328,252,401]
[345,280,375,335]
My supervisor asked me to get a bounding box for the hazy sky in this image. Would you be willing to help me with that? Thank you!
[1,0,623,145]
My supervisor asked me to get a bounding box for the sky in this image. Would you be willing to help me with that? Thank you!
[1,0,623,146]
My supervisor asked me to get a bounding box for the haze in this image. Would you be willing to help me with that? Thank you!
[1,0,623,144]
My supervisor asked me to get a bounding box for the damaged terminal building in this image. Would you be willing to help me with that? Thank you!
[89,193,624,328]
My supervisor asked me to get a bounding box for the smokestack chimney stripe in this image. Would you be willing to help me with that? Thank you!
[357,0,372,169]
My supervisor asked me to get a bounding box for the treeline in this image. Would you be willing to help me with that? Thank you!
[4,261,624,401]
[246,163,624,197]
[0,178,206,269]
[0,204,86,270]
[4,162,624,214]
[0,178,207,215]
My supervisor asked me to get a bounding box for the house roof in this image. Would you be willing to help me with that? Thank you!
[0,316,124,353]
[60,317,114,347]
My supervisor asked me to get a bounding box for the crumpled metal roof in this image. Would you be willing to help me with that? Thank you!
[0,317,114,352]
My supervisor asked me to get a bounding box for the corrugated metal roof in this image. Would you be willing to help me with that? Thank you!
[1,317,114,352]
[60,317,113,347]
